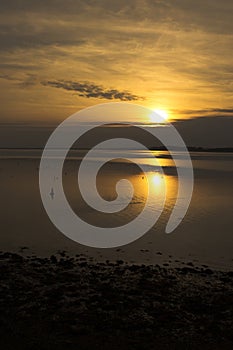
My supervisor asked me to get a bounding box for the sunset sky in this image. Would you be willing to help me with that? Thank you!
[0,0,233,146]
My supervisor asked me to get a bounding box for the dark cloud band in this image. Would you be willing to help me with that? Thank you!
[41,80,142,101]
[175,108,233,116]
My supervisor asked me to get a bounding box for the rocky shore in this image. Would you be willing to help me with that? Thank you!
[0,252,233,349]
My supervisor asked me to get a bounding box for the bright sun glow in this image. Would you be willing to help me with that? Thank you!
[152,173,162,186]
[149,109,169,123]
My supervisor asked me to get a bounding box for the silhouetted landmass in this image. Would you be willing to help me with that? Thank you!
[0,147,233,152]
[149,146,233,152]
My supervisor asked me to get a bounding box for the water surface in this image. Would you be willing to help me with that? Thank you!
[0,149,232,270]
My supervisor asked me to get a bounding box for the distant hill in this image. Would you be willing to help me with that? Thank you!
[0,146,233,153]
[149,146,233,153]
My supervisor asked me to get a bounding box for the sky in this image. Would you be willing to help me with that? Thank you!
[0,0,233,146]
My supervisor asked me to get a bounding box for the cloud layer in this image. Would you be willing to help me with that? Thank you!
[41,80,141,101]
[0,0,232,122]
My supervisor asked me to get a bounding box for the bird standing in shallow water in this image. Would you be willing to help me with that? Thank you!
[50,187,55,200]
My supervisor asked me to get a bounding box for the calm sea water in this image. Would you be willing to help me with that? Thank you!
[0,149,232,269]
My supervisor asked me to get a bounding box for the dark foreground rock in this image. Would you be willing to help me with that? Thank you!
[0,253,233,349]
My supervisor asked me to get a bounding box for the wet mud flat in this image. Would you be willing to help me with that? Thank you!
[0,252,233,349]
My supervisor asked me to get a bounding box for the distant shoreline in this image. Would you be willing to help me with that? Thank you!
[0,147,233,153]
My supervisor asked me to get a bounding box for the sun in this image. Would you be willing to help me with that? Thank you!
[154,109,169,120]
[149,109,169,123]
